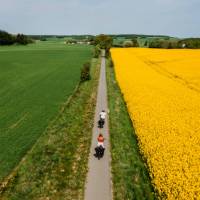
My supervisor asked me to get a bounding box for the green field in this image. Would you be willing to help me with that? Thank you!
[0,41,92,182]
[1,58,99,199]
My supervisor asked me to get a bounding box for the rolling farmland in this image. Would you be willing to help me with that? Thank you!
[0,41,92,182]
[111,48,200,199]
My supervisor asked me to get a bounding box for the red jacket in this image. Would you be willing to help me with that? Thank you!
[98,136,104,142]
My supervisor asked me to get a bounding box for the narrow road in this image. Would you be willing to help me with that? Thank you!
[84,51,112,200]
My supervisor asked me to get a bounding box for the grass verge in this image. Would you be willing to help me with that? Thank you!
[0,58,100,200]
[106,59,156,200]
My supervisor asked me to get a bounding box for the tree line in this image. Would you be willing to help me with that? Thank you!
[0,30,33,45]
[148,38,200,49]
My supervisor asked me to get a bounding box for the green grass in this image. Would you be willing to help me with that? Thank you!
[106,60,156,200]
[1,58,100,200]
[0,42,92,182]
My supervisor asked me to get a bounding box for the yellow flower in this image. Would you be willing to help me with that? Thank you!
[111,48,200,199]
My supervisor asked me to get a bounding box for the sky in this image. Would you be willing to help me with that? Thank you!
[0,0,199,37]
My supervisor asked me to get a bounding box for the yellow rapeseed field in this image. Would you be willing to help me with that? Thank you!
[110,48,200,200]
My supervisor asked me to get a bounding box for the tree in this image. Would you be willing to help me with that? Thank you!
[167,42,172,49]
[94,34,113,56]
[132,38,139,47]
[149,40,162,48]
[16,34,31,45]
[178,38,200,49]
[0,30,15,45]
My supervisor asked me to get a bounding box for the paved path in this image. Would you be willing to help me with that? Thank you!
[84,51,112,200]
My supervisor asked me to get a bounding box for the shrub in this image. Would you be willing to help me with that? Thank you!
[93,45,101,58]
[16,34,31,45]
[40,38,47,41]
[80,62,91,82]
[108,57,114,68]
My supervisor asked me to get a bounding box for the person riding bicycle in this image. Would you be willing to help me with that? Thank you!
[94,133,105,159]
[97,133,104,148]
[98,110,106,128]
[99,110,106,121]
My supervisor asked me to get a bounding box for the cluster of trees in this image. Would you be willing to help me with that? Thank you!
[149,38,200,49]
[0,30,33,45]
[0,30,15,45]
[123,38,139,47]
[149,40,178,48]
[93,34,113,57]
[179,38,200,49]
[111,34,170,40]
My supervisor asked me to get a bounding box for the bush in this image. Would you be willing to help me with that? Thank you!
[40,38,47,41]
[80,62,91,82]
[93,45,101,58]
[16,34,31,45]
[0,30,15,45]
[109,58,114,68]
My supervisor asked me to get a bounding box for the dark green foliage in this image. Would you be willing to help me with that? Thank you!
[132,38,139,47]
[15,34,31,45]
[149,39,178,49]
[109,34,170,39]
[178,38,200,49]
[144,40,148,46]
[0,30,33,45]
[149,38,200,49]
[108,57,114,68]
[94,34,113,56]
[93,45,101,58]
[106,60,156,200]
[80,62,91,82]
[94,34,113,49]
[0,30,15,45]
[40,38,47,41]
[149,40,162,48]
